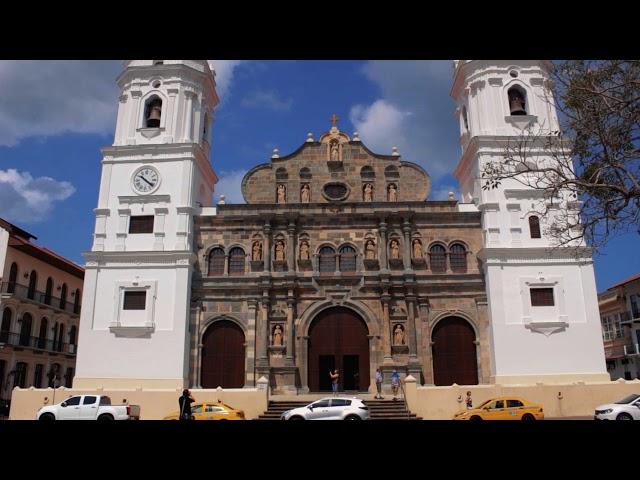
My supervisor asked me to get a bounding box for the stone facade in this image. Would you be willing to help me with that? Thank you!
[191,125,489,394]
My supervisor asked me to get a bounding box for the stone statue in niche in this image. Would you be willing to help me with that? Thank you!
[388,183,398,202]
[412,239,422,259]
[299,240,310,260]
[363,183,374,202]
[272,324,283,346]
[301,184,310,203]
[393,324,406,345]
[275,241,286,261]
[277,184,286,203]
[330,140,339,161]
[365,240,376,260]
[390,239,400,259]
[252,241,263,261]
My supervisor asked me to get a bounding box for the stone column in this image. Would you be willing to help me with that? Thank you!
[402,218,412,271]
[193,304,203,388]
[263,221,272,273]
[257,297,270,366]
[381,292,393,365]
[285,293,295,366]
[406,294,418,362]
[183,90,195,142]
[287,219,296,273]
[378,218,388,271]
[246,299,258,386]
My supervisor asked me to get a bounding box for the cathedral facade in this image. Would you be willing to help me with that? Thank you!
[73,60,609,393]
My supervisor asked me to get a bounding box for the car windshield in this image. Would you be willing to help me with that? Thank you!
[615,394,640,404]
[476,399,492,409]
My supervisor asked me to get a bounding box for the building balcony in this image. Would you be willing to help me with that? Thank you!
[624,343,640,356]
[0,331,76,356]
[0,281,80,316]
[621,310,640,324]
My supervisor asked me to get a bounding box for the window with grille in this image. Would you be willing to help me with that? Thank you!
[449,244,467,273]
[19,313,32,346]
[529,216,541,238]
[64,368,74,388]
[360,166,375,179]
[123,291,146,310]
[129,216,155,234]
[34,364,43,388]
[15,362,27,389]
[323,183,348,201]
[430,245,446,273]
[530,288,554,307]
[208,248,225,276]
[228,247,245,276]
[59,284,67,310]
[339,245,357,272]
[319,247,336,274]
[73,289,81,314]
[602,316,612,341]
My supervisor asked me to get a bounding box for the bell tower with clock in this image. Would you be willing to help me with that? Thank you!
[74,60,219,390]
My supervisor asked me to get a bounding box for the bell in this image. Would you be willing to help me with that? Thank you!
[147,103,162,128]
[509,94,526,116]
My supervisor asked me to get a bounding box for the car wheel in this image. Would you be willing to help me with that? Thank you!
[39,413,55,421]
[288,416,304,420]
[345,415,361,420]
[616,412,633,421]
[521,414,535,421]
[98,414,114,421]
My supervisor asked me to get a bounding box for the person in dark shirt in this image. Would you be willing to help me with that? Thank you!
[178,389,195,420]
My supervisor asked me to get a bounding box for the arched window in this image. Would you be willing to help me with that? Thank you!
[8,262,18,293]
[45,277,53,305]
[144,96,162,128]
[319,246,336,274]
[1,308,11,343]
[20,313,33,346]
[384,165,399,178]
[27,270,37,300]
[228,247,245,276]
[339,245,357,272]
[59,284,67,310]
[57,324,65,352]
[430,245,447,273]
[360,166,375,179]
[73,289,81,314]
[208,248,225,276]
[529,216,541,238]
[508,85,527,116]
[38,318,48,349]
[202,113,209,143]
[69,325,77,354]
[48,363,61,388]
[461,105,469,131]
[14,362,27,389]
[299,167,312,180]
[275,167,288,181]
[64,367,74,388]
[449,244,467,273]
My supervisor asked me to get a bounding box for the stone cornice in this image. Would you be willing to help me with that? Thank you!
[477,247,594,264]
[83,250,196,268]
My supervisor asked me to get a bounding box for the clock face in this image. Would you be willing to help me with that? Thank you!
[132,167,160,194]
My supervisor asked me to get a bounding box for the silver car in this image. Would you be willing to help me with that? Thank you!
[594,393,640,420]
[281,397,370,420]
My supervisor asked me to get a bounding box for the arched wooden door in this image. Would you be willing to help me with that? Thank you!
[308,307,370,392]
[432,316,478,386]
[201,320,245,388]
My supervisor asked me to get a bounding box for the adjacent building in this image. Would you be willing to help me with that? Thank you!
[0,218,84,412]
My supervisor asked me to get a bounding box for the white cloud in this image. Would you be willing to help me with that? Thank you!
[241,90,292,111]
[0,169,75,223]
[350,100,410,155]
[215,170,247,204]
[208,60,244,100]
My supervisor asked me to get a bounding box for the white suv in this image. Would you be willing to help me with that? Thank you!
[594,393,640,420]
[281,397,370,420]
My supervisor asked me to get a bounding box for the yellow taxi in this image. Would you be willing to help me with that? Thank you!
[453,397,544,420]
[163,401,245,420]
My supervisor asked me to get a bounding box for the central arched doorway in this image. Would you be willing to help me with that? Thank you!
[308,307,370,392]
[201,319,245,388]
[432,316,478,386]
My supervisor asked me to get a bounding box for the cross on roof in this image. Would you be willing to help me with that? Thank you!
[330,114,339,128]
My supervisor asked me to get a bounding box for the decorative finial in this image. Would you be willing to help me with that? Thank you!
[219,194,226,205]
[330,113,339,128]
[352,131,360,141]
[391,146,400,156]
[272,148,279,159]
[306,132,314,142]
[448,191,455,201]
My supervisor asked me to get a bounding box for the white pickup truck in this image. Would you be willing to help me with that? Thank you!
[36,395,140,421]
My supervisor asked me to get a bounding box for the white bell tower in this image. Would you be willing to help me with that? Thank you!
[452,60,608,384]
[74,60,219,389]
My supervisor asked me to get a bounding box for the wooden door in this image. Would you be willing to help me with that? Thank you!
[432,316,478,386]
[201,320,245,388]
[308,307,370,392]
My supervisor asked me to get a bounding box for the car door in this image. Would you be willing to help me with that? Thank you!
[58,396,81,420]
[79,395,99,420]
[505,399,524,419]
[306,399,331,420]
[484,399,505,420]
[190,404,203,420]
[631,400,640,420]
[204,405,226,420]
[328,399,351,419]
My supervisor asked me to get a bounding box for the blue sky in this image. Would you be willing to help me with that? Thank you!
[0,60,638,292]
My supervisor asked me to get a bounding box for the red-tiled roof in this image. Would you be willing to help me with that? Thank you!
[608,273,640,290]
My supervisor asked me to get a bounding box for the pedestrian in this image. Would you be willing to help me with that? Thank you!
[178,388,195,421]
[374,368,384,399]
[329,369,339,396]
[465,391,473,410]
[391,369,401,401]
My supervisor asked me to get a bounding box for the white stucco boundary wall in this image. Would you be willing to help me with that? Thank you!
[403,376,640,419]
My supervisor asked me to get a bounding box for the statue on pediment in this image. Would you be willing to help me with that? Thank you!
[277,184,286,203]
[301,184,310,203]
[365,240,376,260]
[299,240,310,260]
[252,241,263,261]
[363,183,374,202]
